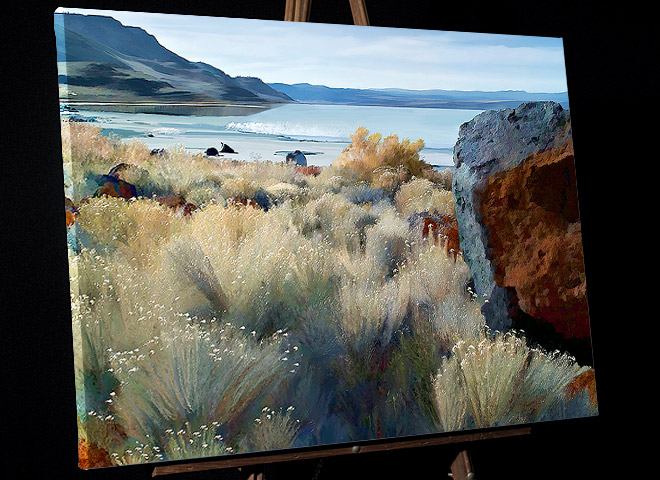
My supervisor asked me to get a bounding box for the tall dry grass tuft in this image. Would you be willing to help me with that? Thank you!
[111,422,229,464]
[166,238,228,315]
[247,406,301,452]
[75,196,185,260]
[110,321,293,449]
[432,331,592,430]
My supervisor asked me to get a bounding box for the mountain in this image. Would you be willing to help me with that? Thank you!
[232,76,298,103]
[269,83,570,110]
[54,13,292,104]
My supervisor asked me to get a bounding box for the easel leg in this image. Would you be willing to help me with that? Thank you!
[238,466,264,480]
[450,449,475,480]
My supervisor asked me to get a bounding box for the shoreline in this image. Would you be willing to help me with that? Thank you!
[62,101,277,116]
[61,104,460,166]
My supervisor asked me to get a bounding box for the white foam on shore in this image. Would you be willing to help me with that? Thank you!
[147,127,183,137]
[226,121,346,142]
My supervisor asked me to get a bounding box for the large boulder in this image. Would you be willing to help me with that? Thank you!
[452,102,590,354]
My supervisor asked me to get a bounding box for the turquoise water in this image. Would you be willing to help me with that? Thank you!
[65,103,484,167]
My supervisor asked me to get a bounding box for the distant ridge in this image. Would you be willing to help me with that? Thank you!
[269,82,569,110]
[55,13,292,104]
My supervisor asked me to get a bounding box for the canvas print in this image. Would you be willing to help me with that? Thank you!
[55,8,598,469]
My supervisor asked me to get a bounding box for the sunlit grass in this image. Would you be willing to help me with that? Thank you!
[432,330,594,430]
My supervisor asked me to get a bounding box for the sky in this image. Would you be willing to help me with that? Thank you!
[55,7,568,93]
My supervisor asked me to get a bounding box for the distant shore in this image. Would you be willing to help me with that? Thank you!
[61,101,276,116]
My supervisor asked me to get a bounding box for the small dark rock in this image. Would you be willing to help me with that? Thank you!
[219,142,236,154]
[108,163,129,178]
[253,188,272,211]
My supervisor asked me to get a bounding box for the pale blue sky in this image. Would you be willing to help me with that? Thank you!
[55,7,568,92]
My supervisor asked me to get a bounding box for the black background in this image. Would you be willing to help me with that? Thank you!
[5,0,645,478]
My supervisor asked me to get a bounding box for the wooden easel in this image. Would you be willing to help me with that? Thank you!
[150,2,533,478]
[284,0,370,26]
[152,425,531,478]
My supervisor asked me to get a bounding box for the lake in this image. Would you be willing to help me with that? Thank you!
[63,103,484,167]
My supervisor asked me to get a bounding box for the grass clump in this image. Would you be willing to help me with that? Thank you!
[432,331,595,431]
[394,177,455,218]
[247,406,301,452]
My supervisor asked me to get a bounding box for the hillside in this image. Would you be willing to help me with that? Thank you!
[55,13,292,104]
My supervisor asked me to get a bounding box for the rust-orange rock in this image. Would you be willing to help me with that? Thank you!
[296,165,321,176]
[78,439,113,469]
[65,197,78,227]
[565,369,598,407]
[422,215,461,258]
[479,138,591,339]
[227,196,260,209]
[66,209,76,227]
[156,194,196,216]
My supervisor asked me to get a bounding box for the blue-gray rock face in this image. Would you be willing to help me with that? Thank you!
[452,101,572,332]
[286,150,307,166]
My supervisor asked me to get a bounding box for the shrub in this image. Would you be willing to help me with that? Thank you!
[75,196,185,259]
[340,183,387,205]
[110,321,293,447]
[432,331,591,430]
[333,127,429,183]
[247,406,301,452]
[265,182,301,204]
[394,177,455,218]
[220,177,260,199]
[364,209,412,278]
[371,165,409,195]
[182,182,225,208]
[426,167,454,190]
[181,204,341,336]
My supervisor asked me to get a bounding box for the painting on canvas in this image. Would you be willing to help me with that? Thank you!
[55,8,597,468]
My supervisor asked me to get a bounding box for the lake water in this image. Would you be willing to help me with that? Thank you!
[64,103,484,167]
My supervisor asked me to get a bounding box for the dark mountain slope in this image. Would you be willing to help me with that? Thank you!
[55,13,291,104]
